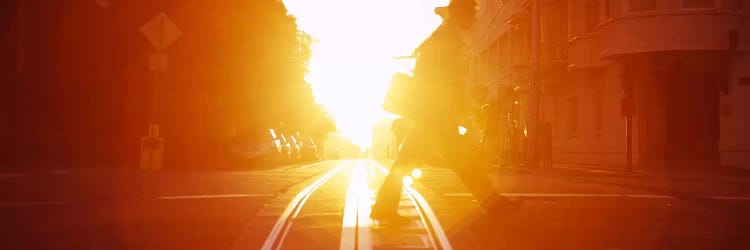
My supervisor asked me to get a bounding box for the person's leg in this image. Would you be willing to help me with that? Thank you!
[372,126,429,217]
[432,124,515,215]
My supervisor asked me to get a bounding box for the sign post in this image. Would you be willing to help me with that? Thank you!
[139,12,181,170]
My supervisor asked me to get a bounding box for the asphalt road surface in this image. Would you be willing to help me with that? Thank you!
[2,159,750,249]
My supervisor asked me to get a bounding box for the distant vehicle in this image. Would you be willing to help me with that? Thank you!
[279,133,292,161]
[287,134,301,162]
[299,137,319,161]
[235,129,281,166]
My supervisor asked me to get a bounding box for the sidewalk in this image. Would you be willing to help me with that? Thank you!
[494,162,750,183]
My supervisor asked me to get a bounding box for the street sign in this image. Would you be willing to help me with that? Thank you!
[140,12,181,51]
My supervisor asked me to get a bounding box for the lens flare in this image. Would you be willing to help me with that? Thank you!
[402,175,414,186]
[458,126,467,135]
[411,168,422,179]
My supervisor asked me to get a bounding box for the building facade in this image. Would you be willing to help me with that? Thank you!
[467,0,750,168]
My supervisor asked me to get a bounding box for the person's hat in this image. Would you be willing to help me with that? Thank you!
[435,6,449,19]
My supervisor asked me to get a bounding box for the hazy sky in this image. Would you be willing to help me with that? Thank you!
[282,0,448,147]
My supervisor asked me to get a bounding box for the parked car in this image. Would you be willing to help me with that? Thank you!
[268,129,283,155]
[233,128,281,166]
[299,137,319,161]
[278,133,292,162]
[289,134,302,161]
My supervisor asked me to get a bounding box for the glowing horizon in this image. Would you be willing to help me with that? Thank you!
[283,0,448,148]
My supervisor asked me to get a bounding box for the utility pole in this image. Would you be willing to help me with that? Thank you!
[621,74,636,172]
[526,0,541,168]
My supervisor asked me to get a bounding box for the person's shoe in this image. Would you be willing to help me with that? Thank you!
[370,208,411,226]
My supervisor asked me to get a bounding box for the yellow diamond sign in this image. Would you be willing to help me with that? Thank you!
[140,12,181,51]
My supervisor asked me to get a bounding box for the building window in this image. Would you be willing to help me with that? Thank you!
[489,40,498,67]
[510,25,530,66]
[568,0,575,39]
[604,0,615,19]
[497,35,508,70]
[584,0,599,33]
[480,50,488,79]
[682,0,715,9]
[594,86,603,132]
[729,0,748,13]
[628,0,656,12]
[474,58,481,81]
[567,96,578,135]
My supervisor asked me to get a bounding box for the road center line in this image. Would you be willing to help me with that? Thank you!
[340,160,373,250]
[295,160,332,170]
[0,201,71,207]
[157,194,274,200]
[0,173,32,179]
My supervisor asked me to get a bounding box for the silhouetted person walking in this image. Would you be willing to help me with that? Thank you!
[372,0,515,224]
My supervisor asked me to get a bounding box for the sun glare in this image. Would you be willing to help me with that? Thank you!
[283,0,448,148]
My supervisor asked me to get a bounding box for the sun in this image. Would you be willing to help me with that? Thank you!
[283,0,448,148]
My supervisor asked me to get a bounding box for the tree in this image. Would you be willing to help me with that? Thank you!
[304,104,336,156]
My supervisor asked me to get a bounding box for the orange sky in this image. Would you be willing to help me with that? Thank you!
[282,0,449,148]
